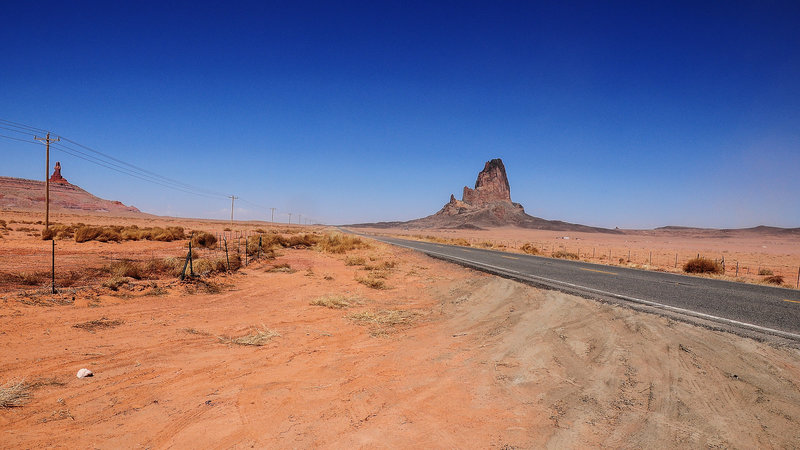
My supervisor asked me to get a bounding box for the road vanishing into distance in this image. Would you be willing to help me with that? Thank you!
[348,231,800,342]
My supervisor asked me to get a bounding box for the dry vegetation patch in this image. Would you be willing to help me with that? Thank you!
[520,242,539,255]
[310,294,359,309]
[0,380,31,408]
[219,327,280,346]
[683,257,723,274]
[348,309,420,336]
[72,317,124,332]
[553,250,579,260]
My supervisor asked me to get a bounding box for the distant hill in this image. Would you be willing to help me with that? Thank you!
[351,158,621,234]
[0,162,147,217]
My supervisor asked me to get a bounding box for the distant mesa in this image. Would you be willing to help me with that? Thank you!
[352,158,621,233]
[0,162,145,216]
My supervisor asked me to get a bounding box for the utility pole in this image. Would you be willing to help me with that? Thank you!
[229,195,238,227]
[270,207,276,223]
[288,213,292,224]
[35,132,59,231]
[298,214,302,225]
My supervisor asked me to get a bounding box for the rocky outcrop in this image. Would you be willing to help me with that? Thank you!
[49,162,69,184]
[461,158,511,206]
[350,157,621,233]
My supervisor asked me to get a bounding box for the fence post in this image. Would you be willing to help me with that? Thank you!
[179,239,192,280]
[721,256,725,273]
[258,235,262,260]
[649,251,652,266]
[796,267,799,289]
[245,232,248,267]
[675,253,678,268]
[224,238,230,272]
[735,261,739,277]
[51,239,56,294]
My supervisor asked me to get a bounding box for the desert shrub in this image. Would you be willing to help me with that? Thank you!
[317,233,370,254]
[683,257,722,274]
[40,228,55,240]
[224,227,231,232]
[356,276,387,289]
[254,228,266,233]
[192,232,217,249]
[763,275,784,285]
[758,268,773,276]
[0,220,6,229]
[75,226,121,243]
[520,243,539,255]
[345,256,366,266]
[15,227,35,232]
[192,257,228,276]
[553,251,579,260]
[108,261,143,279]
[228,254,242,271]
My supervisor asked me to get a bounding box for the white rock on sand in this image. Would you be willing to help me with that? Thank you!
[76,368,93,379]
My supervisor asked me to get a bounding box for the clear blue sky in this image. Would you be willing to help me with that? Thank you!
[1,1,798,228]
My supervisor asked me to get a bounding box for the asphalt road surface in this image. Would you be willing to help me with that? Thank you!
[352,231,800,341]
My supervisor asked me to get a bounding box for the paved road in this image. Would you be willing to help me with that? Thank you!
[352,232,800,341]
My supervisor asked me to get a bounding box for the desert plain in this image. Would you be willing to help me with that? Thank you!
[1,210,800,448]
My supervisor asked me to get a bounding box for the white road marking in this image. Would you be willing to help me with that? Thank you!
[384,239,800,342]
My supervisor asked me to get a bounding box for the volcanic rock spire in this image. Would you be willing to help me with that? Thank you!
[461,158,512,206]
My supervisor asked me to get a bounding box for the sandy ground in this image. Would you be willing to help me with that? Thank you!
[355,226,800,288]
[2,230,800,447]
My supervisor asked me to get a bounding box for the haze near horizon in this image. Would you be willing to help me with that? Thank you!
[1,1,798,229]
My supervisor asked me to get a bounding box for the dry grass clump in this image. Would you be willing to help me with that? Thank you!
[73,317,124,331]
[267,263,295,273]
[192,257,228,276]
[219,327,279,346]
[683,257,723,274]
[317,233,370,254]
[73,225,185,243]
[763,275,784,285]
[758,268,774,276]
[553,251,579,260]
[356,276,388,289]
[349,309,419,335]
[192,231,218,249]
[75,226,122,243]
[108,260,143,279]
[520,243,539,255]
[364,260,397,271]
[0,219,7,229]
[310,294,358,309]
[345,256,366,266]
[0,380,31,408]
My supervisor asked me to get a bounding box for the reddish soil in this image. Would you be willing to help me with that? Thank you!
[1,212,800,447]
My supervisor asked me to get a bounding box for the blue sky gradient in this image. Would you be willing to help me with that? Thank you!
[1,1,798,228]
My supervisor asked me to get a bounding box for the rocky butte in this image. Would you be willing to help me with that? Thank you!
[354,158,620,233]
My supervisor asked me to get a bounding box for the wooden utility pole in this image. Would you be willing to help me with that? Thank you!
[270,207,276,223]
[228,195,238,227]
[288,212,292,224]
[298,214,302,225]
[35,132,59,231]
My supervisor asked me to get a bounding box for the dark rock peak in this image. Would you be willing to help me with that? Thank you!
[461,158,512,207]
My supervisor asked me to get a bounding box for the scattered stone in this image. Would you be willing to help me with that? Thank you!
[76,368,93,379]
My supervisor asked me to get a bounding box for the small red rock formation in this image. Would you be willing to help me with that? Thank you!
[49,162,69,184]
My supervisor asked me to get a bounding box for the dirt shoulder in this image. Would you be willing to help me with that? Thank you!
[2,240,799,448]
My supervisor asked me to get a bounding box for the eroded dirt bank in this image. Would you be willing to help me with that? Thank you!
[2,244,799,448]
